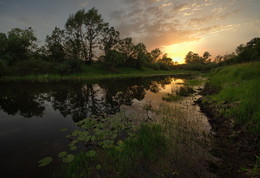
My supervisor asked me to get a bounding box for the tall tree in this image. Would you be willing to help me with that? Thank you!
[65,8,107,63]
[45,27,66,62]
[150,48,162,63]
[84,8,107,63]
[65,9,88,61]
[185,51,205,64]
[101,26,120,55]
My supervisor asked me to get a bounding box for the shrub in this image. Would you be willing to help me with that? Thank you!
[56,59,82,75]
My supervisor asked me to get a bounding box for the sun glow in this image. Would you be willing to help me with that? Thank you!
[162,42,198,64]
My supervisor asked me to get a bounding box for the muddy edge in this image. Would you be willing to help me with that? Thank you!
[195,84,259,178]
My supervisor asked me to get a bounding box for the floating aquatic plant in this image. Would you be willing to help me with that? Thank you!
[38,157,53,167]
[62,154,75,163]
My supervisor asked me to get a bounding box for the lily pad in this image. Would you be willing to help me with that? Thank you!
[58,151,68,158]
[38,157,53,167]
[86,150,96,158]
[60,128,69,132]
[70,146,77,150]
[62,154,75,163]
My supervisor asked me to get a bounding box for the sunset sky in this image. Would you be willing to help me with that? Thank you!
[1,0,260,63]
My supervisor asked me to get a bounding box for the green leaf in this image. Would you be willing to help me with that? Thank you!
[38,157,53,167]
[60,128,68,132]
[70,146,77,150]
[96,164,101,170]
[240,167,248,172]
[58,151,67,158]
[86,150,96,158]
[62,154,75,163]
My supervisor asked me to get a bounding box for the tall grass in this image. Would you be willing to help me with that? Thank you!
[206,62,260,134]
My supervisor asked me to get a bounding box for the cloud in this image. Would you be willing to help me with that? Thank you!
[108,0,244,50]
[75,0,89,8]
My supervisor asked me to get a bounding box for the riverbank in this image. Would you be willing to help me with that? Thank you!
[0,66,199,82]
[196,62,260,177]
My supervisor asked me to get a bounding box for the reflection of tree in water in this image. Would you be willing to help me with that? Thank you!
[0,76,183,121]
[0,83,45,117]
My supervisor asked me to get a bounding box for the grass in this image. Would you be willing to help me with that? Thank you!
[0,65,199,82]
[162,93,182,102]
[205,61,260,135]
[184,78,204,86]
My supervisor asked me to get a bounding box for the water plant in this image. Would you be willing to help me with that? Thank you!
[176,85,195,96]
[38,157,53,167]
[162,93,182,102]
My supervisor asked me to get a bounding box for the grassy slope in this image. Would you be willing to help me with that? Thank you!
[206,61,260,135]
[0,65,199,81]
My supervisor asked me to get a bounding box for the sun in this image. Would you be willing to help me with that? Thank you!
[162,42,198,64]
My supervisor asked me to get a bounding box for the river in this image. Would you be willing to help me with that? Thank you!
[0,76,217,177]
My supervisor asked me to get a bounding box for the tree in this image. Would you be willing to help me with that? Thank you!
[117,37,135,59]
[185,51,205,64]
[134,43,149,68]
[101,26,120,55]
[65,9,89,61]
[84,8,107,63]
[158,53,173,66]
[65,8,108,63]
[45,27,66,62]
[1,28,37,65]
[150,48,162,63]
[214,55,223,63]
[0,33,8,62]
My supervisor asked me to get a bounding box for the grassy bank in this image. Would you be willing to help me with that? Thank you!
[0,65,199,82]
[203,62,260,135]
[198,62,260,177]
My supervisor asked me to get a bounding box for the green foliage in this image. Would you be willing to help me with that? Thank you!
[185,51,206,64]
[62,154,75,163]
[185,79,203,86]
[206,62,260,134]
[11,58,56,75]
[58,152,68,158]
[176,86,195,96]
[56,59,82,75]
[162,93,182,102]
[0,28,37,65]
[65,8,107,63]
[45,27,66,62]
[38,157,53,167]
[102,50,126,69]
[86,150,96,158]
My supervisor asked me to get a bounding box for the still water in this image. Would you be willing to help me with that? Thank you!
[0,76,215,177]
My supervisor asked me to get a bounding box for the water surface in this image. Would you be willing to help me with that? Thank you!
[0,76,215,177]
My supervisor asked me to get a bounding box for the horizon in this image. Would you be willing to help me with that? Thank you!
[1,0,260,63]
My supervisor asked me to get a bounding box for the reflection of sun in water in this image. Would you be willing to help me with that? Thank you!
[162,42,198,64]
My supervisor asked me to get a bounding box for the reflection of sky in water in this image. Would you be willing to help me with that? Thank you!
[122,78,211,133]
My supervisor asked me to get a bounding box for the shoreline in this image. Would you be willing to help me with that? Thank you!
[0,70,199,82]
[196,87,259,178]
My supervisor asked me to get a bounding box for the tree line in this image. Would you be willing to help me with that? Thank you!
[0,8,177,76]
[183,38,260,67]
[0,8,259,76]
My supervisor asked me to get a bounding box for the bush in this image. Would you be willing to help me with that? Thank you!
[56,59,82,75]
[0,60,8,76]
[176,86,195,96]
[11,58,56,75]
